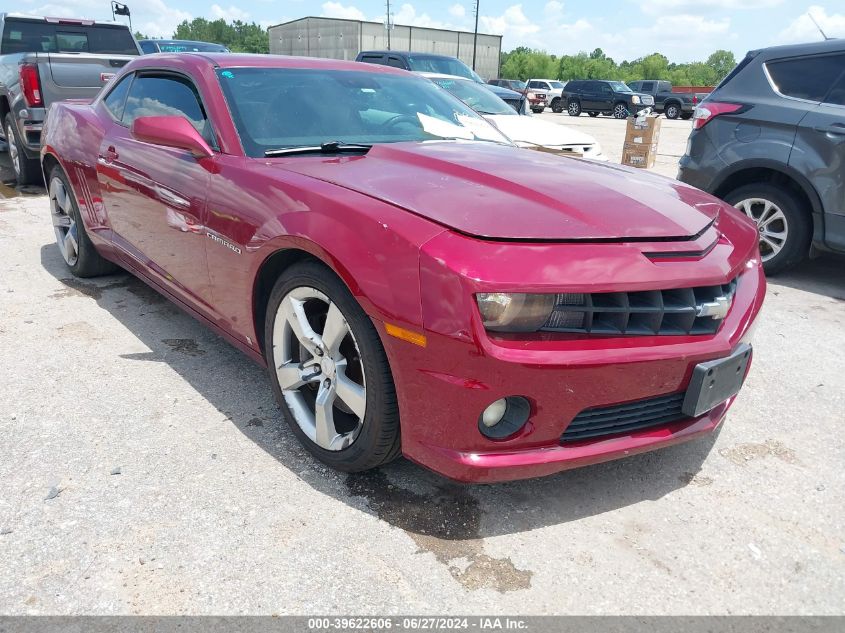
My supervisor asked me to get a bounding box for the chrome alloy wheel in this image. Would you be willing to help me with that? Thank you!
[734,197,789,263]
[567,101,580,115]
[49,176,79,266]
[6,122,19,177]
[613,103,629,119]
[272,287,367,451]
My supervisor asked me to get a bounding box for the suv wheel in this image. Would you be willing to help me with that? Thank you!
[567,100,581,116]
[5,113,41,186]
[612,103,629,119]
[724,183,811,275]
[551,98,563,113]
[665,103,681,120]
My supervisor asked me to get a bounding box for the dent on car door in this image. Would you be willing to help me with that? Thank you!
[95,71,216,310]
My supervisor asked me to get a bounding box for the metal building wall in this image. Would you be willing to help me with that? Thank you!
[268,17,501,79]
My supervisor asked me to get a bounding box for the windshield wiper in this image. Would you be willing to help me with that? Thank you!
[264,141,373,157]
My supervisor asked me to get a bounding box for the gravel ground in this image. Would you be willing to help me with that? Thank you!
[0,118,843,615]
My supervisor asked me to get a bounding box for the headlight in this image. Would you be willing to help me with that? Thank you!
[631,95,641,104]
[476,293,556,332]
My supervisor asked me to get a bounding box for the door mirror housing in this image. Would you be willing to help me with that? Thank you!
[130,116,213,158]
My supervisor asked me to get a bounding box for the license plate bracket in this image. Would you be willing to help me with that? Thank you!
[682,344,752,418]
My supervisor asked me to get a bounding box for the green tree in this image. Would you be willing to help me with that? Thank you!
[173,18,269,53]
[705,50,737,83]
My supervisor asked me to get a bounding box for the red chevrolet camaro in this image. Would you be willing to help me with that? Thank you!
[41,54,765,482]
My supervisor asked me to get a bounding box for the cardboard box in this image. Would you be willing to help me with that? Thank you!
[625,114,662,146]
[622,142,657,169]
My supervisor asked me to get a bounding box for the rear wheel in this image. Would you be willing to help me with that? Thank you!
[613,103,629,119]
[567,100,581,116]
[265,261,401,472]
[724,183,811,275]
[665,103,681,120]
[551,98,563,113]
[48,165,118,277]
[5,113,41,186]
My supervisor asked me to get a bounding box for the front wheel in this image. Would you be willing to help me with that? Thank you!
[567,100,581,116]
[665,103,681,120]
[5,113,41,186]
[551,98,563,113]
[724,183,811,275]
[613,103,629,119]
[265,261,401,472]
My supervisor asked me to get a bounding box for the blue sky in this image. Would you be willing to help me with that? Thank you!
[21,0,845,62]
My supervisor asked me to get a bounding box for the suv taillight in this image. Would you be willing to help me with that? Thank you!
[19,63,43,107]
[692,101,745,130]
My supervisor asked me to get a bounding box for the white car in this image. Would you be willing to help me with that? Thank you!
[528,79,566,113]
[422,73,606,161]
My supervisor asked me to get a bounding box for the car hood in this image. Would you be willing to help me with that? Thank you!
[485,114,598,148]
[274,141,721,241]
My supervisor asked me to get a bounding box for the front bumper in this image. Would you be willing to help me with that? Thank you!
[380,216,764,483]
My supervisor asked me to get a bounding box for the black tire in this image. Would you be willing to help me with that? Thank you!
[5,113,41,186]
[612,102,629,119]
[664,103,681,120]
[588,111,599,117]
[567,100,581,116]
[264,261,401,472]
[532,107,544,114]
[723,183,811,275]
[48,165,118,277]
[681,112,693,120]
[551,98,563,113]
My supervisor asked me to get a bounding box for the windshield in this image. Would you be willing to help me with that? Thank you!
[609,81,632,93]
[217,67,510,157]
[407,55,478,81]
[549,81,564,89]
[430,77,516,116]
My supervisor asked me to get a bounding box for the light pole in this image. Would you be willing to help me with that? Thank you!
[472,0,480,71]
[386,0,391,50]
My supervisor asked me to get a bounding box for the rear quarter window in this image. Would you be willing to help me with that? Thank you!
[767,54,845,102]
[0,20,138,55]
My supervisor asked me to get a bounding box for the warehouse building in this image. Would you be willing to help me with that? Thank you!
[268,17,502,80]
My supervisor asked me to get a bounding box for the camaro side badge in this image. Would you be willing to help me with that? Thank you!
[696,295,731,320]
[206,231,242,255]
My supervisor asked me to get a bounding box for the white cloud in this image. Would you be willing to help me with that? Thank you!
[448,4,466,18]
[640,0,783,16]
[775,6,845,44]
[28,0,190,37]
[480,4,540,41]
[210,4,250,21]
[543,1,564,19]
[320,2,367,21]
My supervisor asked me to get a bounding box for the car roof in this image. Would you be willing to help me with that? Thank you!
[420,72,522,98]
[130,53,412,75]
[749,38,844,60]
[359,50,458,60]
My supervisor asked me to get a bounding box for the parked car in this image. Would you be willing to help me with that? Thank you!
[425,73,605,160]
[0,12,139,184]
[561,80,654,119]
[488,78,547,113]
[528,78,566,113]
[355,50,482,83]
[138,39,230,54]
[42,53,765,483]
[678,39,845,274]
[627,80,706,120]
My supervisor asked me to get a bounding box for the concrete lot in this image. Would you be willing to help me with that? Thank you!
[0,117,843,615]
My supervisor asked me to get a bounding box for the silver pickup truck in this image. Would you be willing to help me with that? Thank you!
[0,13,140,185]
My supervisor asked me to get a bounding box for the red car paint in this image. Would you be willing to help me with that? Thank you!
[41,54,766,483]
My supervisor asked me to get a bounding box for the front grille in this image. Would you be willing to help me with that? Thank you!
[541,279,737,336]
[642,95,655,105]
[561,392,687,443]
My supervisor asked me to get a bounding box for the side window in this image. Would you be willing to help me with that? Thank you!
[767,54,845,102]
[826,71,845,106]
[123,74,215,147]
[528,81,541,89]
[599,83,612,95]
[386,56,405,69]
[360,55,385,65]
[641,81,654,92]
[102,73,133,120]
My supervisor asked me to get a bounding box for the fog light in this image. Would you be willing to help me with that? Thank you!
[478,396,531,439]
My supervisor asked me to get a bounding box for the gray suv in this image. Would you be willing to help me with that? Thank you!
[678,39,845,274]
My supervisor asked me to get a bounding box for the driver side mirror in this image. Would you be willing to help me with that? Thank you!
[130,115,213,159]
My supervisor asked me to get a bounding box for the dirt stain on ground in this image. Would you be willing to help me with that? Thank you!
[51,277,131,300]
[162,338,205,356]
[679,471,714,487]
[346,470,532,593]
[719,439,799,466]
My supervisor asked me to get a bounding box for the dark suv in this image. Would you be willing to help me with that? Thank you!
[678,39,845,274]
[561,80,654,118]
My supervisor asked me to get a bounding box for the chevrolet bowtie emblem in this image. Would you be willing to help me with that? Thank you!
[696,295,731,320]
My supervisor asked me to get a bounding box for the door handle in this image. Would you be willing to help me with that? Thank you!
[814,124,845,135]
[99,146,119,161]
